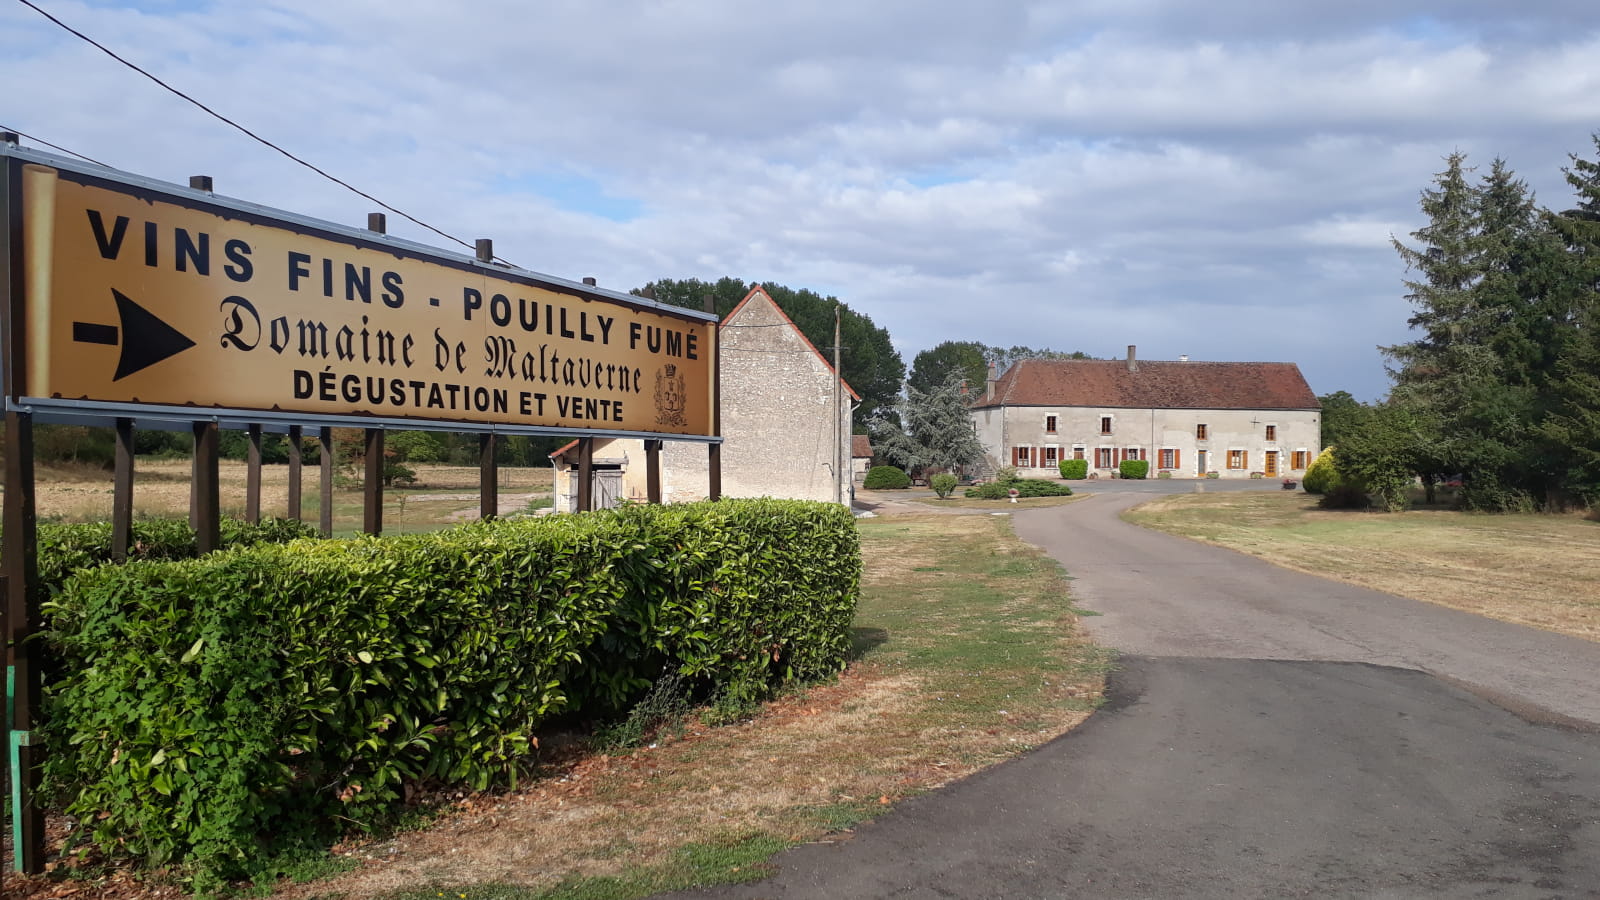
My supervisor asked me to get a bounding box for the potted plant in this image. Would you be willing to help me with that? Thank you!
[1281,478,1298,490]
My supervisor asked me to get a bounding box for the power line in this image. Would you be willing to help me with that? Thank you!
[13,0,514,266]
[0,125,111,167]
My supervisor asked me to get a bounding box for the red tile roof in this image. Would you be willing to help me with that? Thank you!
[851,434,873,458]
[972,359,1318,410]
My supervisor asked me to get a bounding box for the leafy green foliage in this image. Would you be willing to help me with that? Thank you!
[1118,460,1149,480]
[964,479,1072,499]
[1326,405,1427,511]
[1058,459,1089,480]
[385,430,446,464]
[929,473,959,499]
[906,341,990,396]
[42,500,858,884]
[33,517,318,598]
[638,277,904,427]
[1318,392,1364,450]
[1381,141,1600,511]
[863,466,912,490]
[870,373,986,474]
[1300,448,1340,495]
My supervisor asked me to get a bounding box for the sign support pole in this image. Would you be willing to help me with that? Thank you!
[318,427,333,537]
[246,423,262,524]
[4,411,44,874]
[3,146,45,874]
[192,421,220,553]
[363,428,384,535]
[645,439,662,504]
[576,438,593,512]
[286,425,302,522]
[479,433,498,521]
[705,294,721,501]
[112,417,134,562]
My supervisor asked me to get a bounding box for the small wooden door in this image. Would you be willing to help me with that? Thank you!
[1197,450,1208,475]
[596,469,623,509]
[1264,452,1278,476]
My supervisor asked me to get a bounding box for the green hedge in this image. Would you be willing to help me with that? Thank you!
[1058,459,1089,480]
[862,465,911,489]
[1119,460,1149,480]
[964,479,1073,499]
[36,517,319,596]
[42,500,858,883]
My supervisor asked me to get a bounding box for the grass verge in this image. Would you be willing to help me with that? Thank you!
[1124,491,1600,642]
[254,512,1107,900]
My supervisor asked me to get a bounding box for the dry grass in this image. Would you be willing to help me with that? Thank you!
[19,459,554,532]
[1125,491,1600,642]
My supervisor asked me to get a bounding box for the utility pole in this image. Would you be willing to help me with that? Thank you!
[833,304,843,506]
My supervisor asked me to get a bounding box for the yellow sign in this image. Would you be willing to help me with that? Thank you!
[18,164,715,436]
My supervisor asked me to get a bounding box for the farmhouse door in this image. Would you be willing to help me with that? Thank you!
[1264,452,1278,476]
[596,469,623,509]
[1197,450,1208,475]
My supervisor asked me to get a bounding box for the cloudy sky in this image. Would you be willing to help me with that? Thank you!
[6,0,1600,400]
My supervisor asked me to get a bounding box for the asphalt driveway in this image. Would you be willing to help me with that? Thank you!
[660,490,1600,898]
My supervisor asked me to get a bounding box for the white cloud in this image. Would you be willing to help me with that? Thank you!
[4,0,1599,401]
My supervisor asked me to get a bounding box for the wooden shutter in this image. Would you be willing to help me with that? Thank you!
[1242,451,1249,469]
[1175,449,1182,469]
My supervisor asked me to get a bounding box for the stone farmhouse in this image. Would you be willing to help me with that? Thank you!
[550,286,858,510]
[970,346,1320,479]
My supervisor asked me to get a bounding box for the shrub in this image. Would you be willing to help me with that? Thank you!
[34,517,319,598]
[994,465,1018,483]
[930,473,959,499]
[863,465,911,490]
[1319,482,1372,509]
[964,478,1073,499]
[1119,460,1149,480]
[1058,459,1089,480]
[42,500,858,884]
[1301,448,1339,494]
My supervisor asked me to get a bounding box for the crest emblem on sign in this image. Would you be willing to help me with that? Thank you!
[654,363,687,427]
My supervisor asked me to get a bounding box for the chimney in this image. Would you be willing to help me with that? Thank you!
[1126,344,1138,373]
[985,362,997,401]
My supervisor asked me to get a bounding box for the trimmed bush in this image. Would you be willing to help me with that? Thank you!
[863,465,911,489]
[42,500,858,884]
[1119,460,1149,480]
[1301,447,1339,495]
[929,473,959,499]
[35,517,319,598]
[964,478,1073,499]
[1058,459,1089,480]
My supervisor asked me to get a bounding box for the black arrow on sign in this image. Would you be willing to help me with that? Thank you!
[71,289,197,381]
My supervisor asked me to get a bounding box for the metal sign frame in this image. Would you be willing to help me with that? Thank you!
[0,143,721,439]
[0,140,724,874]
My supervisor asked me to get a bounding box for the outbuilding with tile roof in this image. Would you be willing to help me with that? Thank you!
[970,346,1321,479]
[551,286,859,510]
